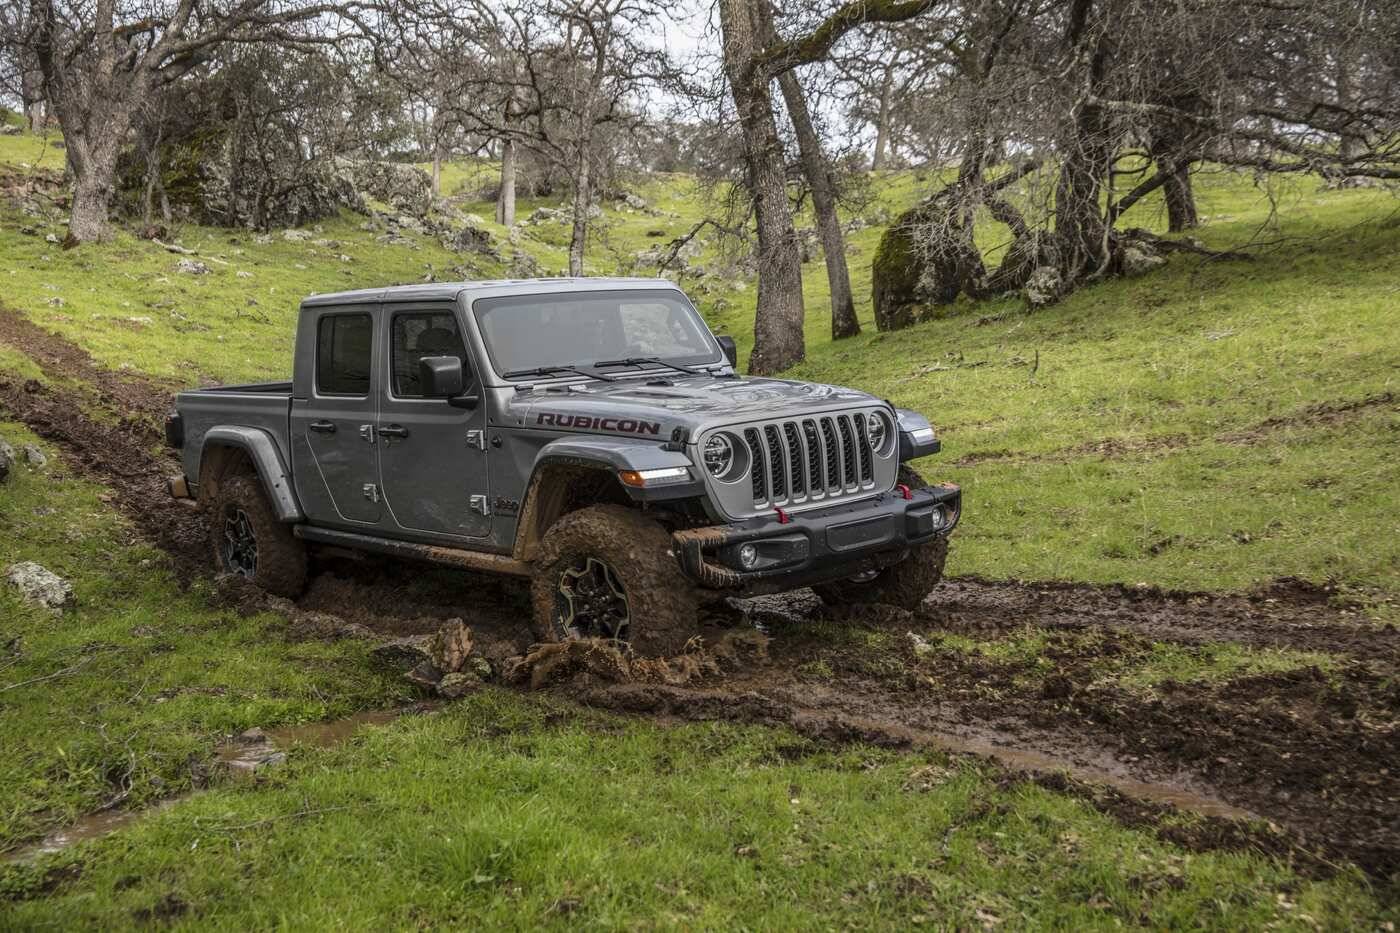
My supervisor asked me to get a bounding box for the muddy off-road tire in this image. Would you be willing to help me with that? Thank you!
[813,466,949,611]
[208,474,307,598]
[531,504,700,657]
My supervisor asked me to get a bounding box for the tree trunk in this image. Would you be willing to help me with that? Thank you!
[754,1,857,340]
[431,146,443,197]
[63,127,125,244]
[496,136,516,226]
[568,152,590,276]
[775,70,859,340]
[719,0,806,375]
[20,63,46,132]
[1160,160,1197,232]
[1051,1,1111,280]
[871,60,895,170]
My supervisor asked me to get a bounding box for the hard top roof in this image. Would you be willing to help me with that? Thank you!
[299,277,681,309]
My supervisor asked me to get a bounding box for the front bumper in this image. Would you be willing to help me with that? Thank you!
[671,483,961,593]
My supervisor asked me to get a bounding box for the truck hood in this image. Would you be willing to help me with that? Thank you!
[504,374,883,435]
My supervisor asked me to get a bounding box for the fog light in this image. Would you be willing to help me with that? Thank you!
[738,543,759,569]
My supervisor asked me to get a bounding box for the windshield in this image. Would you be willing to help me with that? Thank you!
[472,289,721,379]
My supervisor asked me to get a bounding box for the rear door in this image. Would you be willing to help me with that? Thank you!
[290,308,382,525]
[375,302,490,539]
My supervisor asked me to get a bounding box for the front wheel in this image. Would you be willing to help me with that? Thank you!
[207,474,307,598]
[530,505,700,657]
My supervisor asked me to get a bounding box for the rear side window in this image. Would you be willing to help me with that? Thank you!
[316,313,373,396]
[391,311,470,397]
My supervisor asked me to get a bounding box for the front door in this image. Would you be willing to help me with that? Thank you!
[376,303,490,539]
[290,309,382,525]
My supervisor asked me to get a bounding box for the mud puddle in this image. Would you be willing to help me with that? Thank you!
[217,708,413,775]
[3,806,173,864]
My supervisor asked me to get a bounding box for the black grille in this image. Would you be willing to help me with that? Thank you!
[763,424,787,500]
[783,423,805,496]
[744,412,878,508]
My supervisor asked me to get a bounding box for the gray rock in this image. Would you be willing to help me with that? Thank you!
[0,447,9,484]
[334,159,433,217]
[176,258,210,275]
[5,561,74,613]
[281,229,312,242]
[0,124,20,136]
[621,192,648,211]
[466,656,493,681]
[429,620,474,674]
[445,222,500,258]
[405,660,443,688]
[44,233,58,244]
[526,207,565,226]
[436,671,482,699]
[238,727,268,744]
[1022,266,1064,309]
[370,635,433,671]
[1120,242,1166,277]
[21,444,46,468]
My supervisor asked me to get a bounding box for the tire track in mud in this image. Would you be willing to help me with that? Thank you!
[3,309,1397,885]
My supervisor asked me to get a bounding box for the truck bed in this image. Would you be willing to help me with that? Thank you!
[175,383,295,491]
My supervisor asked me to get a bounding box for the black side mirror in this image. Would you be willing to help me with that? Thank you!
[419,355,465,398]
[717,335,738,368]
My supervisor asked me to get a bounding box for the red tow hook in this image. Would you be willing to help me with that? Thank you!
[896,484,913,501]
[776,507,791,524]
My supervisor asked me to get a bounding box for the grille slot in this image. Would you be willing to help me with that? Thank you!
[740,412,882,511]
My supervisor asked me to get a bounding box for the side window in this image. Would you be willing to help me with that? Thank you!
[316,313,373,396]
[391,311,470,397]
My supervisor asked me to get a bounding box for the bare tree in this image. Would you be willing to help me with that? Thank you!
[717,0,938,373]
[11,0,365,243]
[391,0,673,273]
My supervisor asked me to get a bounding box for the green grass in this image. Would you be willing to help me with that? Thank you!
[0,425,410,850]
[3,690,1389,929]
[915,627,1333,692]
[1116,642,1337,691]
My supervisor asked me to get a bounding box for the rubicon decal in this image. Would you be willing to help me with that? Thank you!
[536,413,662,435]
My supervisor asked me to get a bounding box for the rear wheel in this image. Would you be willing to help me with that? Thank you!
[208,474,307,598]
[813,466,949,611]
[531,505,700,657]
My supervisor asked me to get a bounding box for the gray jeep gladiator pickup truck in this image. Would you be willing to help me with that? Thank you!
[167,278,961,655]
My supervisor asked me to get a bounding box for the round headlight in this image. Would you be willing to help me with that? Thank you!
[866,411,893,454]
[703,433,734,477]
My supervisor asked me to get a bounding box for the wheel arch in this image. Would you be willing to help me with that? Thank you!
[197,427,302,522]
[511,457,631,563]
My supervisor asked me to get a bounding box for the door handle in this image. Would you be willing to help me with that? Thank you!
[308,420,336,434]
[378,424,410,439]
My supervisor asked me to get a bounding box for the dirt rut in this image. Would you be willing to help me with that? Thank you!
[2,311,1396,884]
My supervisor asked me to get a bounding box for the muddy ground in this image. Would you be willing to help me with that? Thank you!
[2,307,1396,888]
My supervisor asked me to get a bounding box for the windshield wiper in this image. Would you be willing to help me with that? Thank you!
[502,364,615,382]
[593,356,705,376]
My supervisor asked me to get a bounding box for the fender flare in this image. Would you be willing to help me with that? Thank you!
[511,437,699,562]
[200,426,303,522]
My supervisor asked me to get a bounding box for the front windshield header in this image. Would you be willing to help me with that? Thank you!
[471,289,722,380]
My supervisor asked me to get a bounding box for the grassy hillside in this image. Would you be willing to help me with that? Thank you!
[3,118,1397,606]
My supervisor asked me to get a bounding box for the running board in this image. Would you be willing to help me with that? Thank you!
[293,526,531,577]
